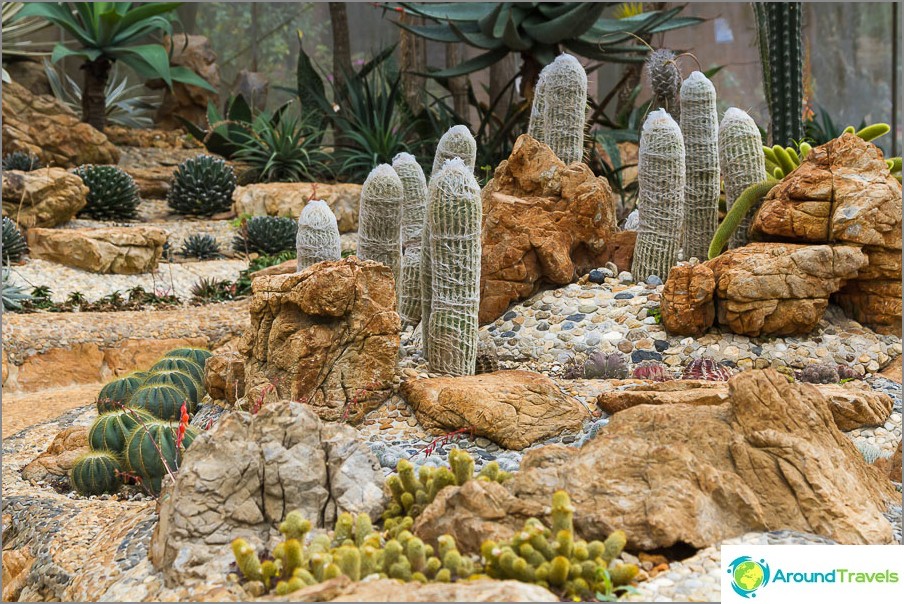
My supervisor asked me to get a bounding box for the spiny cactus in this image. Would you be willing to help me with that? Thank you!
[163,347,213,369]
[797,363,840,384]
[708,180,775,259]
[527,70,547,143]
[631,109,686,282]
[179,234,222,260]
[631,361,673,382]
[295,200,341,271]
[754,2,803,146]
[72,164,140,221]
[430,125,477,178]
[168,154,237,217]
[2,151,42,172]
[357,164,403,281]
[836,365,860,381]
[124,418,199,494]
[233,215,297,256]
[681,357,734,381]
[129,383,192,421]
[679,71,720,262]
[582,350,628,379]
[718,108,770,250]
[392,153,428,327]
[151,355,205,383]
[89,407,155,453]
[2,217,28,264]
[96,373,146,413]
[425,158,482,376]
[143,369,204,408]
[645,48,681,121]
[529,53,587,165]
[475,337,499,375]
[70,451,124,496]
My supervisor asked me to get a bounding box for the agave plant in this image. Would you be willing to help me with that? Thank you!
[1,268,31,311]
[232,108,331,183]
[1,2,53,84]
[2,217,29,265]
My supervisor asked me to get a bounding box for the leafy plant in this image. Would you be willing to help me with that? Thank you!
[2,217,28,265]
[233,108,331,183]
[72,165,140,221]
[804,106,868,146]
[1,268,31,311]
[190,277,236,303]
[1,2,53,83]
[179,234,222,260]
[1,151,42,172]
[168,155,236,217]
[232,216,297,256]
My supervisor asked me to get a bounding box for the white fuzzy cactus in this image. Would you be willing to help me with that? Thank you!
[430,125,477,178]
[679,71,720,262]
[719,107,768,248]
[528,53,587,165]
[357,164,403,280]
[631,109,686,282]
[392,152,428,327]
[296,200,341,271]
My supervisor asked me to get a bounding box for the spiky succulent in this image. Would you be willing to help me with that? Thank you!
[645,48,681,120]
[2,151,42,172]
[797,363,840,384]
[1,268,31,311]
[232,216,297,256]
[631,361,673,382]
[72,164,140,221]
[2,217,28,264]
[168,154,237,217]
[583,350,628,379]
[179,234,222,260]
[475,338,499,375]
[681,357,733,381]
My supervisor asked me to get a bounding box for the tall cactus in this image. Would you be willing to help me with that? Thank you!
[296,200,341,271]
[645,49,681,121]
[719,108,768,249]
[392,153,428,327]
[754,2,803,146]
[425,158,481,376]
[631,109,686,282]
[357,164,403,281]
[527,71,547,142]
[527,53,587,165]
[679,71,720,261]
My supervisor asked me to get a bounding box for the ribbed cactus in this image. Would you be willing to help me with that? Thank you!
[124,418,199,494]
[718,108,769,249]
[392,153,428,327]
[425,158,482,376]
[143,369,203,408]
[70,451,123,496]
[164,347,213,368]
[528,53,587,165]
[754,3,803,146]
[96,372,145,413]
[645,49,681,121]
[88,408,155,454]
[295,200,341,271]
[631,109,686,282]
[129,383,191,421]
[357,164,403,281]
[679,71,720,262]
[150,356,204,384]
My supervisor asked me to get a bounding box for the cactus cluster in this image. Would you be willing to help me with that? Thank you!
[357,164,403,280]
[295,200,341,271]
[233,215,297,256]
[168,154,237,217]
[526,53,587,165]
[2,151,42,172]
[582,351,628,380]
[797,363,840,384]
[2,217,28,265]
[645,49,681,121]
[72,164,141,221]
[681,357,734,381]
[631,361,673,382]
[393,153,429,327]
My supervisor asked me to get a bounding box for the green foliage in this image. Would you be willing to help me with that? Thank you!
[232,216,298,256]
[70,451,123,496]
[190,277,237,304]
[97,373,146,413]
[89,408,156,454]
[2,217,28,264]
[233,108,331,183]
[72,164,140,221]
[179,95,255,160]
[1,268,31,311]
[1,151,42,172]
[168,155,237,217]
[130,383,192,421]
[179,234,223,260]
[2,2,52,83]
[124,417,199,494]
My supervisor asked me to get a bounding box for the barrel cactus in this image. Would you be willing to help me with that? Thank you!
[2,151,42,172]
[124,419,199,494]
[130,383,192,421]
[179,234,222,260]
[645,49,681,120]
[528,53,587,165]
[681,357,733,381]
[97,373,146,413]
[151,356,204,383]
[168,154,237,216]
[718,108,769,249]
[296,200,341,271]
[70,451,123,496]
[392,153,428,327]
[143,369,203,408]
[88,408,155,454]
[163,347,213,369]
[631,109,686,282]
[72,164,140,221]
[631,361,673,382]
[233,216,297,256]
[2,217,28,264]
[357,164,403,281]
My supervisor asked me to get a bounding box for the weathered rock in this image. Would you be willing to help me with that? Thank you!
[21,427,89,486]
[26,227,167,274]
[1,80,119,167]
[13,343,105,391]
[249,258,297,280]
[150,401,386,584]
[203,350,245,404]
[660,261,715,336]
[479,135,619,323]
[1,168,88,228]
[401,370,589,450]
[512,370,896,550]
[151,35,220,130]
[240,257,399,423]
[104,125,195,149]
[834,279,903,336]
[823,381,895,430]
[101,336,209,377]
[4,60,51,96]
[264,577,558,602]
[1,548,35,603]
[232,182,362,233]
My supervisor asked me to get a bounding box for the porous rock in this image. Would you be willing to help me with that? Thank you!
[26,226,167,274]
[2,168,88,228]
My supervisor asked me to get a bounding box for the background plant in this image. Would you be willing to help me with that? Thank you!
[2,217,29,265]
[232,216,298,256]
[1,2,52,84]
[232,107,331,183]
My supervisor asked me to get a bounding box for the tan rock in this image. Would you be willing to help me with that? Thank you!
[855,245,902,281]
[2,548,35,603]
[1,80,119,167]
[103,125,194,149]
[102,337,209,377]
[823,381,895,431]
[232,182,362,233]
[26,226,167,274]
[259,577,557,602]
[479,135,618,323]
[15,344,104,391]
[203,350,245,404]
[400,370,589,450]
[2,349,8,386]
[151,35,220,130]
[834,279,902,336]
[4,59,51,95]
[661,262,715,336]
[2,168,88,228]
[117,146,211,200]
[21,426,89,484]
[240,257,399,423]
[249,258,297,280]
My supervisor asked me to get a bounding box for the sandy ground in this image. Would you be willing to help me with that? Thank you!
[2,383,100,438]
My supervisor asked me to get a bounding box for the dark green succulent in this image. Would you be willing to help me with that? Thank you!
[2,151,42,172]
[179,234,223,260]
[232,215,297,256]
[2,217,28,264]
[190,277,236,303]
[72,164,140,221]
[168,154,237,217]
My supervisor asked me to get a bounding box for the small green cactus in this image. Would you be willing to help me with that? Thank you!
[232,538,263,581]
[70,451,123,496]
[72,164,140,221]
[179,234,222,260]
[392,152,428,327]
[357,164,403,281]
[150,356,205,383]
[124,418,199,494]
[142,369,203,409]
[168,154,237,217]
[88,408,155,454]
[129,383,192,421]
[295,200,341,271]
[96,373,146,413]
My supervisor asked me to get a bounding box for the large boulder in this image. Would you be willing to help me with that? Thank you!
[1,81,119,167]
[511,370,896,550]
[479,135,620,323]
[240,257,399,423]
[1,168,88,228]
[660,261,715,336]
[400,370,589,450]
[26,227,167,274]
[151,35,220,130]
[232,182,362,233]
[150,401,386,584]
[203,350,245,404]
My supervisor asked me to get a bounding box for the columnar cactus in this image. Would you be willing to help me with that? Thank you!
[528,53,587,165]
[357,164,403,281]
[527,73,547,142]
[679,71,720,261]
[718,108,769,249]
[645,49,682,120]
[631,109,686,282]
[295,200,341,271]
[392,153,428,327]
[425,158,482,376]
[754,2,803,146]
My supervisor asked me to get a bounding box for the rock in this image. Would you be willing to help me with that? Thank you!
[512,370,896,550]
[21,427,89,486]
[204,350,245,404]
[1,80,119,167]
[1,168,88,228]
[117,146,210,200]
[104,126,194,149]
[660,262,715,336]
[151,35,220,130]
[232,70,269,111]
[4,60,51,96]
[1,548,35,603]
[232,182,362,233]
[150,401,386,584]
[400,370,589,450]
[479,135,619,323]
[13,344,105,391]
[822,381,895,430]
[26,227,167,274]
[240,257,399,423]
[249,258,297,280]
[267,577,558,602]
[834,279,902,336]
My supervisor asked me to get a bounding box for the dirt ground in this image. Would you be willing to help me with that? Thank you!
[1,383,100,438]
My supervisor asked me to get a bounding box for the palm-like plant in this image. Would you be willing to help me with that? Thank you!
[15,2,215,132]
[1,2,53,84]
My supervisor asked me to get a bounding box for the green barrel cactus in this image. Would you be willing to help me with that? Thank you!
[70,451,123,496]
[296,200,341,271]
[392,152,428,327]
[96,373,146,413]
[72,164,140,221]
[143,369,203,409]
[718,108,769,249]
[168,154,237,217]
[88,408,156,454]
[232,215,297,256]
[130,383,192,421]
[163,347,213,369]
[679,71,720,261]
[631,109,686,282]
[357,164,403,281]
[646,48,681,120]
[531,53,587,165]
[150,356,204,384]
[124,419,199,494]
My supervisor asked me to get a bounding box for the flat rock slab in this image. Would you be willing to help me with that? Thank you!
[26,226,166,274]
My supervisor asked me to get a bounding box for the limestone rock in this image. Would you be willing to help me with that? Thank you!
[203,350,245,404]
[150,401,386,584]
[232,182,362,233]
[512,370,896,550]
[26,227,167,274]
[21,427,89,486]
[151,35,220,130]
[660,262,715,336]
[400,370,589,450]
[117,146,211,200]
[104,126,195,149]
[479,135,619,323]
[2,168,88,228]
[266,577,558,602]
[240,257,399,423]
[2,548,35,603]
[823,380,895,431]
[834,279,902,336]
[1,80,119,167]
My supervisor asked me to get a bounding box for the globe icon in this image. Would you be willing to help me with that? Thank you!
[733,560,765,592]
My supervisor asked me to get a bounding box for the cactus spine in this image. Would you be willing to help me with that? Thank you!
[296,200,341,271]
[425,158,482,376]
[754,2,803,146]
[631,109,686,282]
[645,49,681,121]
[70,451,123,496]
[528,53,587,165]
[392,153,428,327]
[357,164,403,281]
[430,125,477,178]
[718,108,770,249]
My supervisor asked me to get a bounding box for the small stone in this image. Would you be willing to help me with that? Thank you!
[503,311,517,321]
[617,271,634,284]
[537,321,549,331]
[588,269,607,284]
[631,350,662,363]
[646,275,663,286]
[654,340,669,352]
[614,292,634,300]
[617,340,634,353]
[566,313,585,322]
